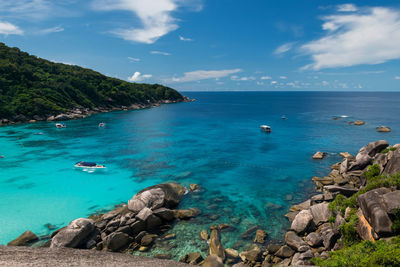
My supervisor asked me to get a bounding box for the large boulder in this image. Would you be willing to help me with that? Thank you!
[7,231,38,246]
[350,140,389,171]
[209,229,225,260]
[357,188,393,236]
[384,149,400,176]
[376,126,391,132]
[128,188,165,213]
[382,190,400,214]
[310,202,332,226]
[128,183,186,213]
[356,209,376,241]
[324,185,358,197]
[285,231,307,251]
[291,209,314,234]
[360,140,390,157]
[275,245,295,258]
[50,218,95,248]
[103,232,132,252]
[305,232,322,247]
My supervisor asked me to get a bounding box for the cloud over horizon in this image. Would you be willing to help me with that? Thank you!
[302,6,400,70]
[169,69,242,83]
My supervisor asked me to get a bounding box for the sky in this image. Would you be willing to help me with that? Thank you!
[1,0,400,91]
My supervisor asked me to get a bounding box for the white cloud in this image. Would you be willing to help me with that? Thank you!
[128,57,141,62]
[302,7,400,70]
[337,4,357,12]
[179,35,193,41]
[0,21,23,35]
[92,0,200,44]
[128,71,152,82]
[37,26,64,35]
[151,50,171,56]
[0,0,78,20]
[260,76,272,80]
[395,76,400,80]
[231,75,256,81]
[170,69,242,83]
[274,42,295,55]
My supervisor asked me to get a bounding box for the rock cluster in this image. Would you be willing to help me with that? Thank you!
[47,183,193,253]
[272,140,400,266]
[0,97,194,125]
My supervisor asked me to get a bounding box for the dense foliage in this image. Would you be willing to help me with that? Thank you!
[0,42,183,118]
[317,166,400,266]
[311,237,400,267]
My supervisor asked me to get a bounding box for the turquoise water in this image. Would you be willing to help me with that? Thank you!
[1,92,400,255]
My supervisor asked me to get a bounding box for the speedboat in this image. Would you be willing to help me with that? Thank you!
[260,125,271,133]
[55,123,66,128]
[98,122,106,127]
[281,115,287,120]
[74,161,106,169]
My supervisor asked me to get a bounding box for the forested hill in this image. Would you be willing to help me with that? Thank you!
[0,42,183,120]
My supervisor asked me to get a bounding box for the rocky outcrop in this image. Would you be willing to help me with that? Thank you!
[310,202,331,226]
[290,210,314,234]
[384,149,400,175]
[312,152,326,159]
[353,120,365,125]
[7,231,38,246]
[50,218,95,248]
[209,229,225,260]
[376,126,391,132]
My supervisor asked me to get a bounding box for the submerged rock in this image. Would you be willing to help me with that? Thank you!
[312,152,326,159]
[7,231,38,246]
[209,229,225,260]
[376,126,391,132]
[254,229,267,244]
[200,229,209,241]
[354,120,365,125]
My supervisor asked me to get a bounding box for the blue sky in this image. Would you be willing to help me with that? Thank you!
[1,0,400,91]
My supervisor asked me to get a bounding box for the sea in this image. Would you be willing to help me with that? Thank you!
[1,92,400,259]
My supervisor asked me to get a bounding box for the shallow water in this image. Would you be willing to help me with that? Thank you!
[1,92,400,258]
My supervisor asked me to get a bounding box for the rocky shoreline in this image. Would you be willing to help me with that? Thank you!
[0,96,194,126]
[6,140,400,266]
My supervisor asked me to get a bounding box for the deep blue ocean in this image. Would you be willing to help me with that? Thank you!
[1,92,399,257]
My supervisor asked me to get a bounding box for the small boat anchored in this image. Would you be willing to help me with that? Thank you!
[98,122,106,127]
[260,125,271,133]
[55,123,66,129]
[74,161,106,169]
[281,115,287,120]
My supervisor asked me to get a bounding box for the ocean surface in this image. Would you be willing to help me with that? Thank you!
[1,92,400,258]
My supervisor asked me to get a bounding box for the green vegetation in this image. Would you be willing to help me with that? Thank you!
[319,166,400,266]
[329,165,400,216]
[311,237,400,267]
[381,147,397,154]
[0,42,183,119]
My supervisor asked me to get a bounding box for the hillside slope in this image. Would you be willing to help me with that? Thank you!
[0,43,183,121]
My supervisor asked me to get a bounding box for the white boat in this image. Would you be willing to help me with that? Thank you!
[260,125,271,132]
[74,161,106,169]
[281,115,287,120]
[55,123,66,128]
[98,122,106,127]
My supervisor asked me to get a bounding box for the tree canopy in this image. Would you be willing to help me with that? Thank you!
[0,42,183,119]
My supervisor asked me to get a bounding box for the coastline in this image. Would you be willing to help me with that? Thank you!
[5,139,400,266]
[0,96,195,126]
